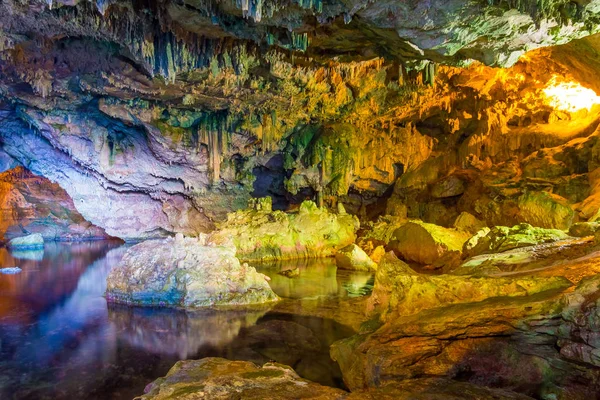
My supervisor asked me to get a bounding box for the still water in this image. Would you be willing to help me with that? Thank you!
[0,242,371,400]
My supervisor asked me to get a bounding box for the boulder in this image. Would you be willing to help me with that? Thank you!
[367,252,570,320]
[335,244,377,271]
[463,223,570,258]
[0,267,21,274]
[369,245,386,264]
[137,358,347,400]
[517,191,575,230]
[391,221,470,265]
[430,175,465,198]
[138,357,534,400]
[569,221,600,237]
[209,200,359,261]
[7,233,44,250]
[453,212,487,234]
[106,237,279,308]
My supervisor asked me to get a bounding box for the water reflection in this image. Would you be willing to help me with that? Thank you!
[254,257,374,299]
[108,304,270,359]
[0,243,361,399]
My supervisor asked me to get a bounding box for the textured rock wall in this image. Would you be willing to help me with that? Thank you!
[2,1,600,238]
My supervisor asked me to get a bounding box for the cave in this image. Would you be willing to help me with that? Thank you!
[3,1,600,399]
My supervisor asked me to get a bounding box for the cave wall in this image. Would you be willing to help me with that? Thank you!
[2,1,600,239]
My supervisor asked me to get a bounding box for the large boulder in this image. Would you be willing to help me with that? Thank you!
[335,244,377,272]
[137,358,531,400]
[209,200,359,261]
[517,191,575,230]
[453,212,487,235]
[106,236,279,308]
[463,223,570,258]
[390,221,470,265]
[137,358,347,400]
[7,233,44,250]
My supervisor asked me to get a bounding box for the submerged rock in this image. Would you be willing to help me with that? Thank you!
[8,233,44,250]
[463,223,570,258]
[106,237,279,308]
[0,267,21,274]
[209,200,359,262]
[390,221,470,265]
[138,357,347,400]
[335,244,377,272]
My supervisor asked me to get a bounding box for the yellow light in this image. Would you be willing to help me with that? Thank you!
[543,76,600,112]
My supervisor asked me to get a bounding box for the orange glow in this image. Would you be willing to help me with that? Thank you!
[543,76,600,112]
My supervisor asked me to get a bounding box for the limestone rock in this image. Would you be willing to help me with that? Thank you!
[569,221,600,237]
[463,223,571,258]
[335,244,377,272]
[367,252,570,320]
[369,246,386,264]
[0,267,21,274]
[137,358,347,400]
[517,191,575,230]
[0,167,111,242]
[332,286,600,399]
[8,233,44,250]
[455,236,595,276]
[430,175,465,198]
[391,221,470,265]
[209,201,359,262]
[557,274,600,367]
[347,379,534,400]
[105,237,279,308]
[453,212,487,235]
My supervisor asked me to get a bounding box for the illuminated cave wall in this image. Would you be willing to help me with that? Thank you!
[2,0,600,239]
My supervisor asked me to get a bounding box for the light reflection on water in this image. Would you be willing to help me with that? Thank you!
[0,242,368,400]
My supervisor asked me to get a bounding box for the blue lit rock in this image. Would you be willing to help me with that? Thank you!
[105,236,279,308]
[0,267,22,274]
[8,233,44,250]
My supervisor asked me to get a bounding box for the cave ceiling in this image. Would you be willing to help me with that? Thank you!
[2,0,600,239]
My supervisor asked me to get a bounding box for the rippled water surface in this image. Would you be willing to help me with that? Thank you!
[0,242,370,400]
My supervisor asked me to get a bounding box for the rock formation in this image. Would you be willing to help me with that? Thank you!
[6,1,600,399]
[0,167,111,243]
[106,235,279,307]
[2,2,600,239]
[209,200,359,261]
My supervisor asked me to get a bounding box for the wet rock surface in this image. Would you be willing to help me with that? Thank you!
[0,167,111,243]
[209,200,359,261]
[7,233,44,250]
[390,220,470,266]
[335,245,377,272]
[106,236,279,307]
